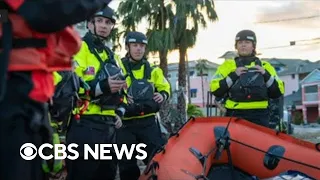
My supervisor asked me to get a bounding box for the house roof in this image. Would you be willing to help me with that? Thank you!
[218,51,262,59]
[284,88,302,107]
[219,51,238,59]
[168,59,220,71]
[263,58,320,76]
[300,69,320,84]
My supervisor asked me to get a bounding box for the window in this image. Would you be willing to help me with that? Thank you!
[189,71,195,77]
[291,74,295,79]
[275,66,284,72]
[167,74,171,78]
[197,71,208,76]
[305,85,317,93]
[190,89,197,98]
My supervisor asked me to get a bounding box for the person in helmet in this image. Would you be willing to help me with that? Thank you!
[210,30,284,127]
[65,6,127,180]
[116,31,171,180]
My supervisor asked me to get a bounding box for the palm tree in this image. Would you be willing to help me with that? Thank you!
[196,59,209,108]
[117,0,150,33]
[173,0,218,122]
[144,0,176,126]
[187,104,204,118]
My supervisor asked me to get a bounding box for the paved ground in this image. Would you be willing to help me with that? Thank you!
[292,124,320,143]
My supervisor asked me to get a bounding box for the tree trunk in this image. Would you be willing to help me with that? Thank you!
[158,49,172,132]
[157,0,171,134]
[159,50,168,76]
[177,47,187,123]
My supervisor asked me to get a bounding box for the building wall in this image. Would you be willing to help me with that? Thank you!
[189,76,210,107]
[167,66,217,107]
[279,74,299,96]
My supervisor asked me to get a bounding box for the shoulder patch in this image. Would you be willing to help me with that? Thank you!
[84,66,95,75]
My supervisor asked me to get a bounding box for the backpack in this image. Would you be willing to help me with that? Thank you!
[49,71,80,125]
[228,57,268,102]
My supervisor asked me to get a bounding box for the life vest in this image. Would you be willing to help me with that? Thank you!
[122,59,160,117]
[0,0,81,72]
[82,33,126,110]
[228,58,268,102]
[124,59,154,102]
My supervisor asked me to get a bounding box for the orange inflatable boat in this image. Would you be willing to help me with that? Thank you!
[139,117,320,180]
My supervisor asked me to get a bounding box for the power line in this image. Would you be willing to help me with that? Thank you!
[296,37,320,42]
[255,15,320,24]
[260,41,320,50]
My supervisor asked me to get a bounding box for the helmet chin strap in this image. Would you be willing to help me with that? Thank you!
[239,52,255,57]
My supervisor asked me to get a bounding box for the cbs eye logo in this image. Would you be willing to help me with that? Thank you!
[20,143,38,160]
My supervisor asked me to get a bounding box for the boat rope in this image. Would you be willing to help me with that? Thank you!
[225,139,236,180]
[229,138,320,171]
[215,106,320,173]
[220,104,239,138]
[182,145,220,179]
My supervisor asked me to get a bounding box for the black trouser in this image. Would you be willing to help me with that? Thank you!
[65,115,117,180]
[0,72,50,180]
[225,109,270,128]
[117,115,165,180]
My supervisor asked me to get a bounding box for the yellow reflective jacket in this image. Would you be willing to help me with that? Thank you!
[73,41,127,116]
[53,71,63,86]
[122,58,171,120]
[210,58,284,110]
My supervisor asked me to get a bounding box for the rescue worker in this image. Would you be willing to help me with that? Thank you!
[210,30,285,127]
[0,1,110,180]
[65,6,126,180]
[117,31,171,180]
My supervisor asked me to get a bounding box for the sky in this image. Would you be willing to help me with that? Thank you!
[109,0,320,65]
